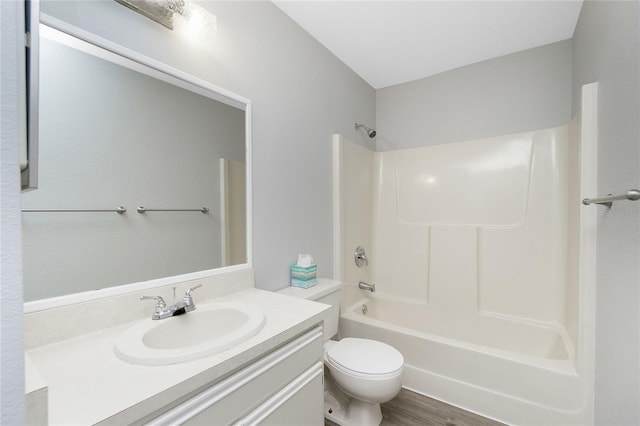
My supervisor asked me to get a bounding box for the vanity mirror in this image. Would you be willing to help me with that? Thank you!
[22,19,251,307]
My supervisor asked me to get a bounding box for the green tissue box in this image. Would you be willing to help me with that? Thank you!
[290,264,317,288]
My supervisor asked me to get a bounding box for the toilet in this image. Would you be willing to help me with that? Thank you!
[278,278,404,425]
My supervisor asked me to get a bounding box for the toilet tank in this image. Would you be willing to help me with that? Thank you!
[276,278,342,341]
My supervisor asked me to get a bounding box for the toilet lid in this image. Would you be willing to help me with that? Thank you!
[327,338,404,376]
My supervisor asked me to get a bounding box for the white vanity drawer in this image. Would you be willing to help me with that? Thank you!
[147,325,323,426]
[234,362,324,426]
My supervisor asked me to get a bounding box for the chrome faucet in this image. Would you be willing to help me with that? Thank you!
[141,284,202,320]
[358,281,375,292]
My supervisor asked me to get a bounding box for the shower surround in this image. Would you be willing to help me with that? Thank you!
[333,85,597,425]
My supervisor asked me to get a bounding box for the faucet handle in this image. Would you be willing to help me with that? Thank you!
[140,295,167,312]
[183,284,202,309]
[354,246,369,268]
[185,284,202,297]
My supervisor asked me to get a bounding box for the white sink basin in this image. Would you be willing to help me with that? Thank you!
[114,303,266,366]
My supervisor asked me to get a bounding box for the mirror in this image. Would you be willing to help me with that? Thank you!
[22,24,250,304]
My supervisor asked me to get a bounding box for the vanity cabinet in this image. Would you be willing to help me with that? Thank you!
[145,325,324,426]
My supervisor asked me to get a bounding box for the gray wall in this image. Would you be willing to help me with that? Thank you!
[572,1,640,424]
[39,0,376,292]
[376,40,572,151]
[0,0,25,424]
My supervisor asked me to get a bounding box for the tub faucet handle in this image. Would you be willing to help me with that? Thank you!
[354,246,369,268]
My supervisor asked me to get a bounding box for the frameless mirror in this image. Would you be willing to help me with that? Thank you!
[22,23,251,305]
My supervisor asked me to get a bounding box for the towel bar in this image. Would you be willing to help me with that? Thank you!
[582,189,640,207]
[136,206,209,214]
[21,206,127,214]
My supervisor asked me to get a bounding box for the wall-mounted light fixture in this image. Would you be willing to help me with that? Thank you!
[115,0,217,40]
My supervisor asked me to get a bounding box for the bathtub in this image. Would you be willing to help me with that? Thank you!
[333,85,598,425]
[338,287,590,425]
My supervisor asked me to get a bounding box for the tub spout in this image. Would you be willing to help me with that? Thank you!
[358,281,375,292]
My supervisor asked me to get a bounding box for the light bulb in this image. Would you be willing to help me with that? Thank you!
[173,1,217,42]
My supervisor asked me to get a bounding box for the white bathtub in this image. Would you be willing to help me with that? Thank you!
[333,85,598,425]
[338,289,590,425]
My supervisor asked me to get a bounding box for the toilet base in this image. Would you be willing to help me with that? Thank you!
[324,389,383,426]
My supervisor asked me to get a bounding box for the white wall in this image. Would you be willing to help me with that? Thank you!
[376,40,572,151]
[336,137,375,285]
[572,2,640,424]
[0,1,25,424]
[346,127,574,330]
[38,0,376,292]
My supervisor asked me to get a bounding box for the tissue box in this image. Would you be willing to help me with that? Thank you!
[290,264,317,288]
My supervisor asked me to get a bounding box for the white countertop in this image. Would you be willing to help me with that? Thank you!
[26,288,329,425]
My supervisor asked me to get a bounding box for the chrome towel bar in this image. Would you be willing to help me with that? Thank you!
[582,189,640,207]
[21,206,127,214]
[136,206,209,214]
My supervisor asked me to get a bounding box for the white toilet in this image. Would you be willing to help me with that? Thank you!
[278,279,404,425]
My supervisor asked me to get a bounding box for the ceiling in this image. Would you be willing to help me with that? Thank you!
[273,1,583,89]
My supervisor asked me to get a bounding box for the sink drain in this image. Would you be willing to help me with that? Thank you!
[362,304,368,315]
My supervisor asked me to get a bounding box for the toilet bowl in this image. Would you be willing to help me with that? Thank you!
[277,279,404,426]
[324,338,404,425]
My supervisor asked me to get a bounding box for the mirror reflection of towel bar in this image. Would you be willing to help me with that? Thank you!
[136,206,209,214]
[582,189,640,207]
[21,207,127,214]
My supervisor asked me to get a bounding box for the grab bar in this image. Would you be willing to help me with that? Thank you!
[21,206,127,214]
[582,189,640,207]
[136,206,209,214]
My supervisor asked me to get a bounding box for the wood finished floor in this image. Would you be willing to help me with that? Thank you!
[325,388,506,426]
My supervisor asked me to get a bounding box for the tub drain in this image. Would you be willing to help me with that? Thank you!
[362,304,368,315]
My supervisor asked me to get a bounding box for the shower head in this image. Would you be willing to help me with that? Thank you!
[355,123,377,139]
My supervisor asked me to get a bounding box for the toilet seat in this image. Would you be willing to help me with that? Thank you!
[326,338,404,377]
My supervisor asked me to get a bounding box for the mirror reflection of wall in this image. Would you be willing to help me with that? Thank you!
[21,27,246,302]
[220,158,247,267]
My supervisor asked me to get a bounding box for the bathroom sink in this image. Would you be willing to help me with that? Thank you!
[114,303,266,366]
